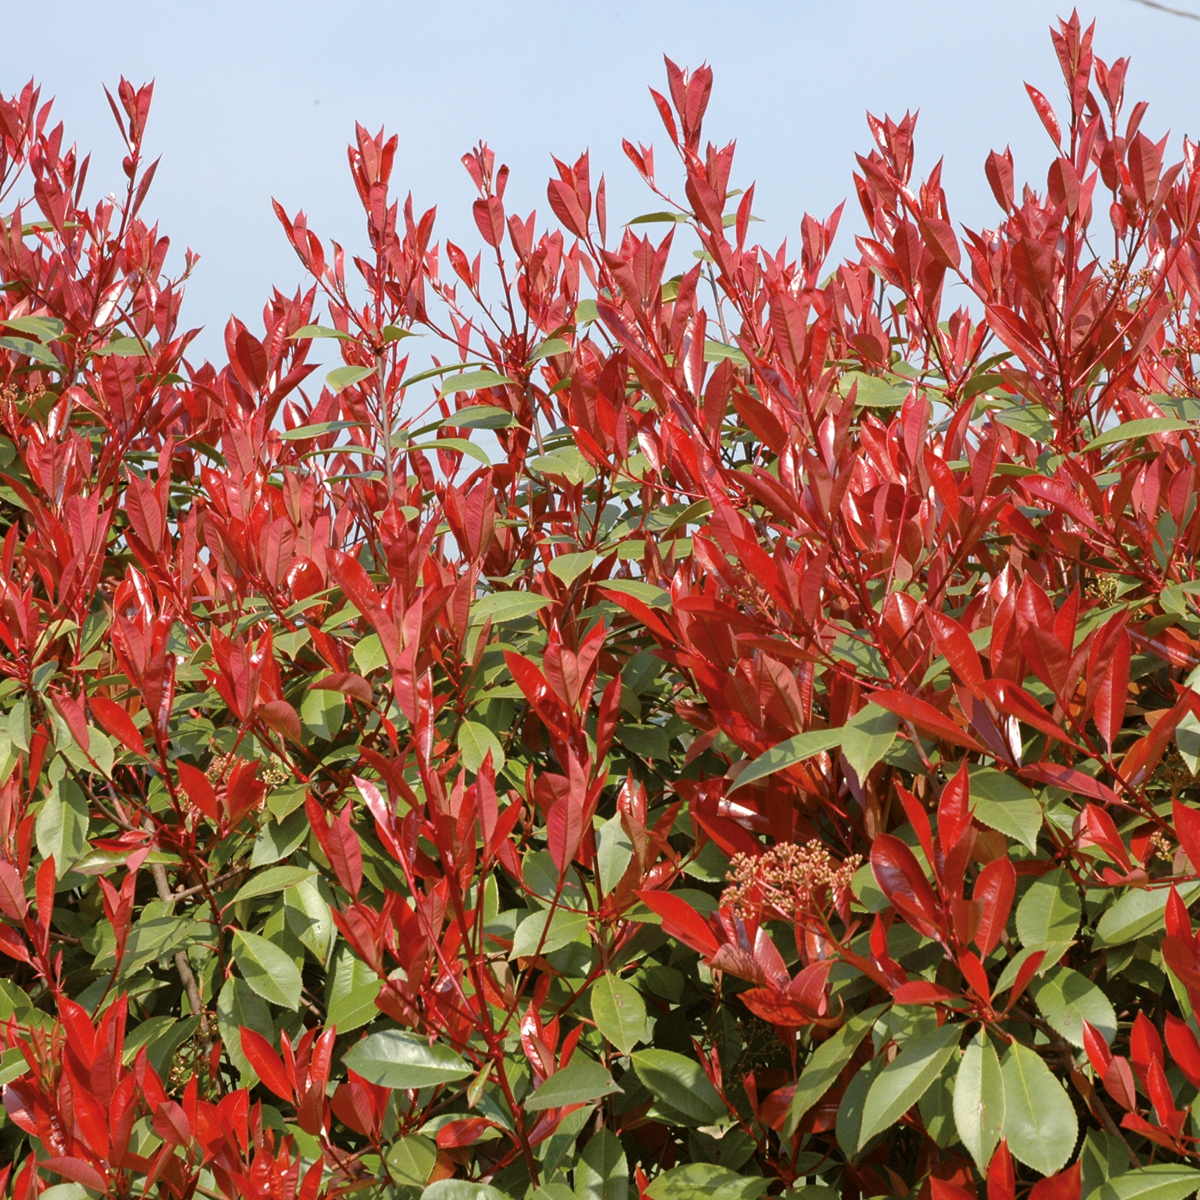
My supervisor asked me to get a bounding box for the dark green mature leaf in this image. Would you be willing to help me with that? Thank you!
[644,1164,769,1200]
[969,768,1042,851]
[1096,882,1200,945]
[1083,417,1192,451]
[1000,1041,1078,1175]
[327,364,376,392]
[631,1049,726,1126]
[1016,868,1080,946]
[591,973,646,1055]
[343,1030,471,1090]
[230,930,302,1009]
[576,1129,629,1200]
[232,865,315,903]
[422,1181,512,1200]
[525,1058,621,1110]
[783,1003,889,1136]
[858,1024,961,1146]
[471,593,553,623]
[1085,1166,1200,1200]
[1031,965,1117,1047]
[953,1030,1005,1173]
[731,728,843,793]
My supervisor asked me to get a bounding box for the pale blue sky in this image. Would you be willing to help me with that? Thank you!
[6,1,1200,358]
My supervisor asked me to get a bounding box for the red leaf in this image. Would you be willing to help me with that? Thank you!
[1175,797,1200,872]
[973,857,1015,956]
[240,1028,294,1102]
[176,760,220,823]
[870,690,983,751]
[930,1181,974,1200]
[89,695,149,760]
[1082,1019,1113,1075]
[258,698,302,744]
[546,793,585,873]
[437,1117,496,1148]
[893,981,961,1006]
[311,672,374,705]
[987,1141,1016,1200]
[636,890,720,957]
[1029,1162,1081,1200]
[926,610,985,697]
[870,833,942,939]
[1164,1014,1200,1088]
[152,1099,192,1146]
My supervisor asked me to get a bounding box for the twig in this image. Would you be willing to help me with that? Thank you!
[1125,0,1200,19]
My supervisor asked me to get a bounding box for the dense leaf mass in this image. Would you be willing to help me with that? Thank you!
[2,13,1200,1199]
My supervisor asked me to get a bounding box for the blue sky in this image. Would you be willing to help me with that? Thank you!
[6,1,1200,359]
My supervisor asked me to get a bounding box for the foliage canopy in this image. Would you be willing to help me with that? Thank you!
[2,13,1200,1200]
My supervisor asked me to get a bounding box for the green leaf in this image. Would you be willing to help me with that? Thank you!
[1016,867,1080,946]
[631,1049,726,1126]
[441,370,515,394]
[859,1023,961,1147]
[1085,1166,1200,1200]
[284,875,335,964]
[216,976,274,1082]
[783,1003,891,1136]
[471,593,553,624]
[1000,1041,1078,1176]
[231,929,302,1009]
[548,550,596,586]
[531,337,571,362]
[836,1057,882,1159]
[344,1029,470,1090]
[92,336,144,357]
[251,809,309,867]
[628,211,689,225]
[525,1057,621,1110]
[645,1165,768,1200]
[279,420,362,440]
[730,728,843,793]
[840,704,899,782]
[918,1054,958,1148]
[352,633,388,674]
[599,579,671,608]
[1177,709,1200,776]
[703,341,749,368]
[969,768,1042,852]
[388,1135,438,1188]
[841,370,909,408]
[232,866,315,904]
[412,437,493,467]
[575,299,600,323]
[0,335,61,368]
[326,364,376,392]
[1096,882,1200,946]
[1031,964,1117,1047]
[511,906,588,958]
[576,1129,628,1200]
[591,974,646,1055]
[326,945,383,1033]
[291,324,357,341]
[301,687,345,741]
[1084,417,1192,451]
[422,1181,512,1200]
[457,720,505,774]
[2,315,64,341]
[36,780,90,877]
[528,446,596,484]
[953,1030,1005,1173]
[444,405,519,430]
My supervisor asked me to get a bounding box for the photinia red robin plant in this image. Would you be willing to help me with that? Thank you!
[3,11,1200,1198]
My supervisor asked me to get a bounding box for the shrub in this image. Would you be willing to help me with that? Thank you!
[1,11,1199,1198]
